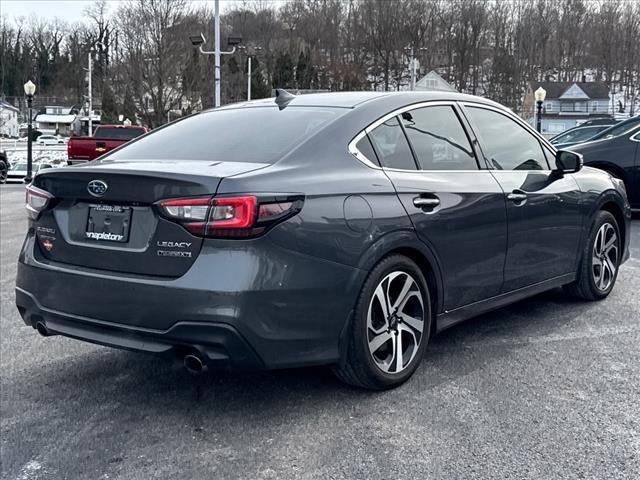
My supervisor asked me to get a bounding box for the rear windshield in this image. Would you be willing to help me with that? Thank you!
[108,106,344,163]
[96,127,146,140]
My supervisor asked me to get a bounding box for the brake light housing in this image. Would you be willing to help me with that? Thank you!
[157,194,303,238]
[25,185,54,220]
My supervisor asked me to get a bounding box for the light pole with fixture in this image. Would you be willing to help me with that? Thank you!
[87,41,106,136]
[23,80,36,184]
[237,45,262,101]
[189,27,242,107]
[535,86,546,133]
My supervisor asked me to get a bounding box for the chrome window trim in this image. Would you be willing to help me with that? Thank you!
[347,100,481,173]
[629,126,640,142]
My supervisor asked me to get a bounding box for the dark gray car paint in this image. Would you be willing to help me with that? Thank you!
[570,125,640,208]
[16,91,632,371]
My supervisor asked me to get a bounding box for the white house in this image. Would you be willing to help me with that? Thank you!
[0,100,20,138]
[414,71,457,92]
[525,81,612,135]
[35,106,80,136]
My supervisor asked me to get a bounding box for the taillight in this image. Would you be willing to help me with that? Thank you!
[25,185,54,220]
[157,195,302,238]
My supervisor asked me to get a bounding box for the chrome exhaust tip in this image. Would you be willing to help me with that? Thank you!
[183,354,206,374]
[35,322,50,337]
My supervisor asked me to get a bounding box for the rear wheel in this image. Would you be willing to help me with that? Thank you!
[333,255,431,390]
[564,211,621,300]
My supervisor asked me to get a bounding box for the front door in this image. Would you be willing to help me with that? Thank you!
[366,103,507,311]
[463,104,583,291]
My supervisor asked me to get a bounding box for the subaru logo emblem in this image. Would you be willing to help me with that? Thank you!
[87,180,108,197]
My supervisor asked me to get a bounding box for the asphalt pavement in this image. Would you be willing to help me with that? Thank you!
[1,183,639,480]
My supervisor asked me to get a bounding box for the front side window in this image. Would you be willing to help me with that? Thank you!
[466,107,549,170]
[399,106,477,170]
[368,117,416,170]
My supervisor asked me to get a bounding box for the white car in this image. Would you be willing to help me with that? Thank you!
[36,135,66,146]
[3,162,54,183]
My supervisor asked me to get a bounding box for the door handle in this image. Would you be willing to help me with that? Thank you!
[413,197,440,208]
[506,191,527,203]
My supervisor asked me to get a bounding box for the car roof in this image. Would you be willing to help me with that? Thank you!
[216,90,503,110]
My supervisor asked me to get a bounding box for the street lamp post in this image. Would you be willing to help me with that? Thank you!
[238,46,262,101]
[534,86,546,133]
[87,41,105,136]
[23,80,36,184]
[189,31,242,108]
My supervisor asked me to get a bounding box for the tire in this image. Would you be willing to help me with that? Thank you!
[333,255,432,390]
[564,211,621,301]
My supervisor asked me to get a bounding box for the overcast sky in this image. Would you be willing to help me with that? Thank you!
[0,0,262,24]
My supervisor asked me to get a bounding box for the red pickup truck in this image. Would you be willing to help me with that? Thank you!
[67,125,148,165]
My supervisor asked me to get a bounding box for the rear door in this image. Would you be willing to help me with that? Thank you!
[364,102,507,311]
[462,103,583,291]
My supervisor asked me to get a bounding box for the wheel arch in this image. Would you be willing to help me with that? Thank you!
[356,229,445,320]
[587,161,627,181]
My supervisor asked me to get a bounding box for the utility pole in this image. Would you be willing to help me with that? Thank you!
[247,56,252,101]
[409,46,416,91]
[214,0,221,108]
[88,48,93,136]
[404,45,427,91]
[238,45,262,101]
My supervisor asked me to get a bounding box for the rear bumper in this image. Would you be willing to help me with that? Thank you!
[16,231,364,370]
[16,288,263,370]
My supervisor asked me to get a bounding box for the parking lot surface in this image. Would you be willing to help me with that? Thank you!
[1,183,639,480]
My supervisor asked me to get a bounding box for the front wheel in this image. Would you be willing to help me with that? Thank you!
[333,255,431,390]
[564,211,621,301]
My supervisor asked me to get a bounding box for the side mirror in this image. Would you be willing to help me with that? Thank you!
[555,150,583,174]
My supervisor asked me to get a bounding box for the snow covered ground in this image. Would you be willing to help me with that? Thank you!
[0,142,67,167]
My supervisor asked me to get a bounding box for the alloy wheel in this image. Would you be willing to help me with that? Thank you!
[592,222,618,291]
[367,271,425,374]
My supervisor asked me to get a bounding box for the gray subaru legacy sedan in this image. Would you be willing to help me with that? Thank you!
[16,91,631,389]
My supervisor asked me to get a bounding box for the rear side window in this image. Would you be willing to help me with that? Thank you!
[466,107,549,170]
[399,106,477,170]
[368,117,416,170]
[109,107,343,163]
[95,127,146,140]
[355,135,379,166]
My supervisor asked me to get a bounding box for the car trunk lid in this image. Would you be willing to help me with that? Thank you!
[31,159,269,277]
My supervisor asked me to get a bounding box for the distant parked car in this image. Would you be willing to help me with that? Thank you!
[550,124,613,149]
[570,117,640,210]
[584,115,640,142]
[578,118,619,127]
[3,162,54,183]
[37,135,65,146]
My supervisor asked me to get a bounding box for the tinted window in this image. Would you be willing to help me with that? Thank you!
[355,135,379,166]
[400,106,477,170]
[109,107,343,163]
[466,107,549,170]
[550,126,605,145]
[96,127,146,140]
[591,119,640,140]
[368,117,416,170]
